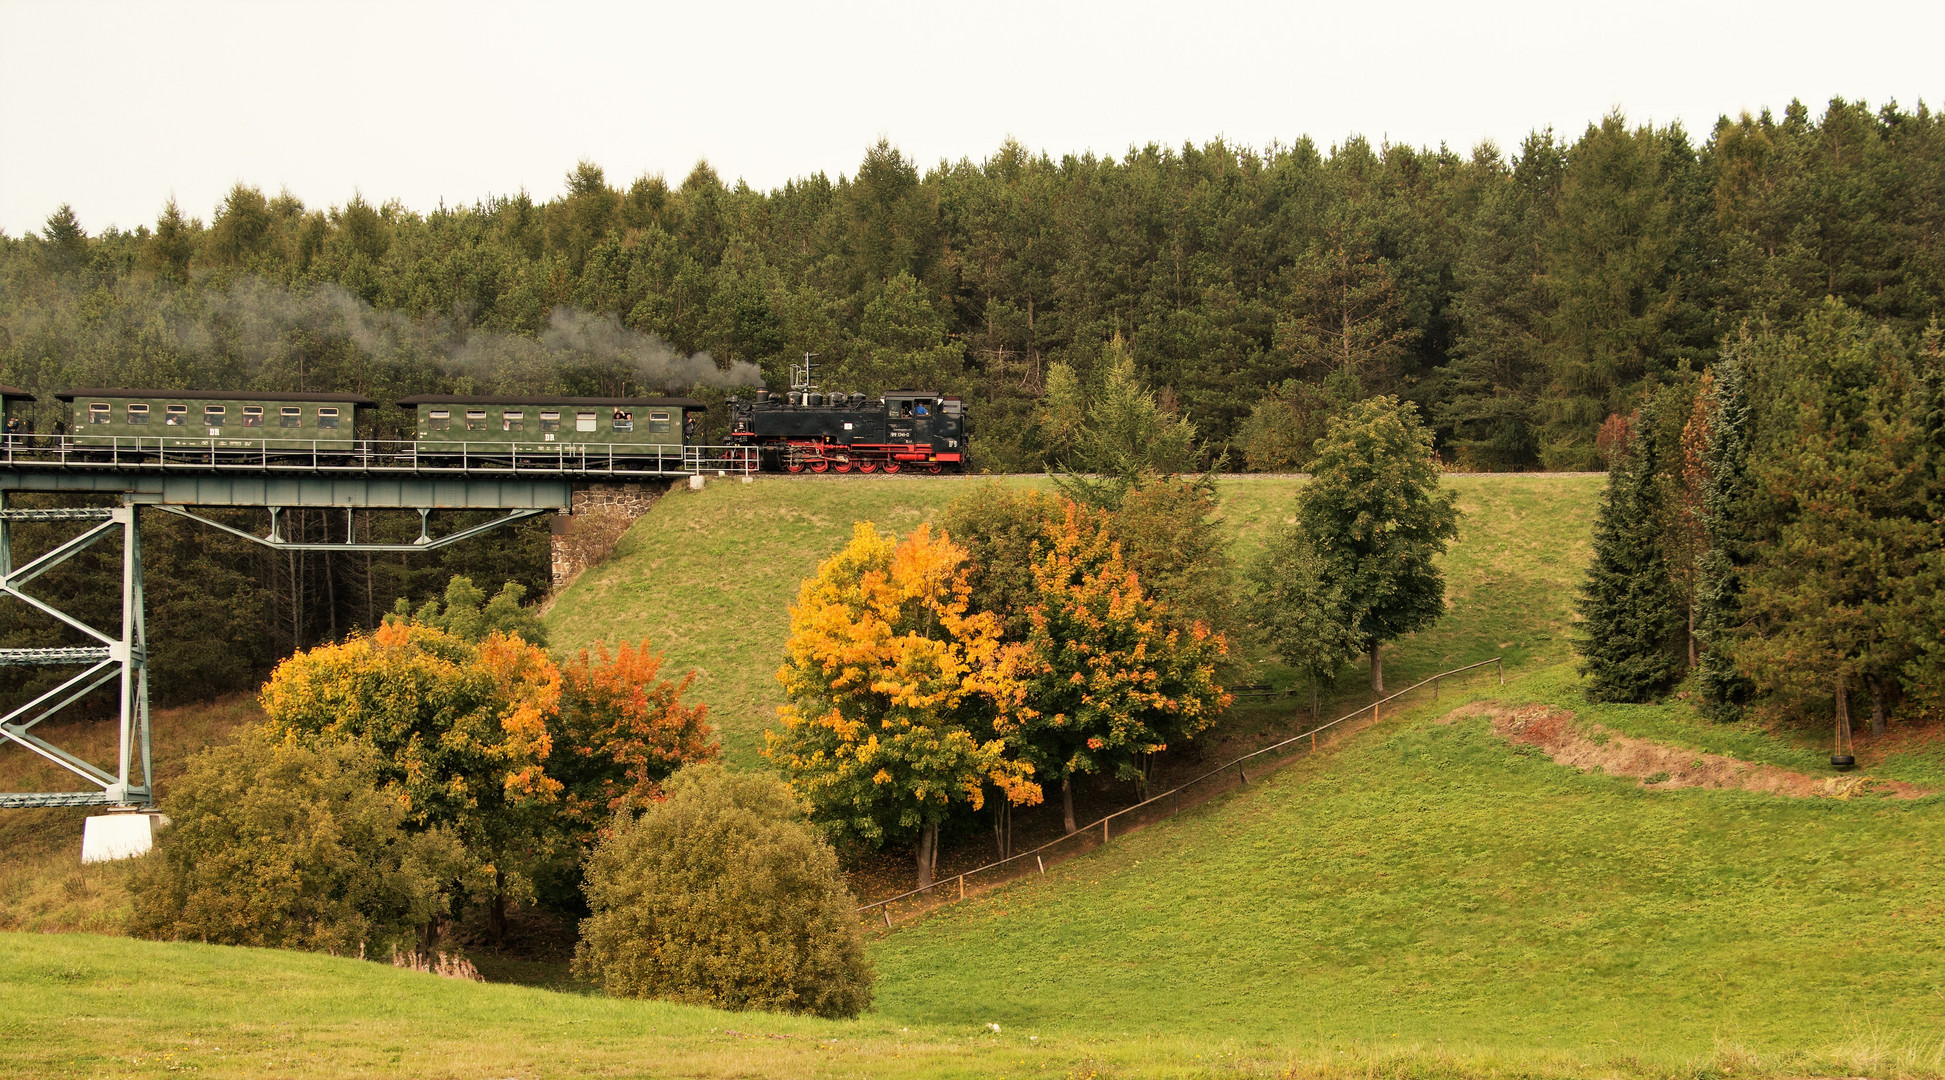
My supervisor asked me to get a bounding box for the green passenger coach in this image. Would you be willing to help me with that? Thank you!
[397,395,707,459]
[55,389,377,450]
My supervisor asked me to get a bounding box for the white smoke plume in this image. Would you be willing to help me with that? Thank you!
[178,278,760,394]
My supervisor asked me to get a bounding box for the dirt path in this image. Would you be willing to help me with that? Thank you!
[1442,702,1932,800]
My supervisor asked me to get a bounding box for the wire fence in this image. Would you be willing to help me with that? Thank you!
[858,656,1505,927]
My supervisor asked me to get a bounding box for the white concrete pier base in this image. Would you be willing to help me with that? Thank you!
[81,812,168,863]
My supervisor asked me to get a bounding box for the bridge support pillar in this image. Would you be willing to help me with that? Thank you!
[551,482,668,590]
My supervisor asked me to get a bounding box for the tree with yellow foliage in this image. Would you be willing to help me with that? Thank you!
[259,620,563,945]
[996,502,1229,832]
[766,523,1038,890]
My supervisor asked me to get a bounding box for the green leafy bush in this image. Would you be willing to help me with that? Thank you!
[573,765,873,1018]
[129,729,465,954]
[393,575,548,647]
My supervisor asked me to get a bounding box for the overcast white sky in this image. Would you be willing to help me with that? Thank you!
[1,0,1939,237]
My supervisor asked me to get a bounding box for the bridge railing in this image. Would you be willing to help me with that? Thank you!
[0,434,759,477]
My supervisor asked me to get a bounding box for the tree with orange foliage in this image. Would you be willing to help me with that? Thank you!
[996,502,1229,833]
[259,620,563,945]
[553,640,718,844]
[765,522,1039,890]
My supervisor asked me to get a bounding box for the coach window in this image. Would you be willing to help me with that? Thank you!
[647,411,670,435]
[317,407,341,429]
[465,410,488,431]
[165,405,187,426]
[428,409,451,431]
[89,403,112,424]
[241,406,263,427]
[576,411,597,432]
[503,410,525,432]
[204,405,226,429]
[125,404,149,425]
[279,407,302,427]
[539,411,561,433]
[612,410,634,433]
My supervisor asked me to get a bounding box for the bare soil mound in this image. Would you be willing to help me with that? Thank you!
[1442,703,1932,800]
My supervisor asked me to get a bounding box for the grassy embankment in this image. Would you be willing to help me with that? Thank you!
[6,672,1943,1077]
[544,472,1602,766]
[9,470,1945,1076]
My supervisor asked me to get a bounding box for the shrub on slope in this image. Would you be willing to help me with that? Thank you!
[575,764,873,1018]
[129,729,465,954]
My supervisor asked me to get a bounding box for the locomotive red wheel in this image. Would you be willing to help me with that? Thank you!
[857,460,878,473]
[833,461,852,473]
[809,459,830,473]
[882,461,901,473]
[786,462,805,474]
[925,463,944,474]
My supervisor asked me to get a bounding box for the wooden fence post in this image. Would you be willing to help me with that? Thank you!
[959,875,965,901]
[1036,854,1045,875]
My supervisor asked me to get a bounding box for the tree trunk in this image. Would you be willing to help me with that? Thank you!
[1370,643,1384,696]
[1061,775,1077,834]
[1868,674,1887,737]
[915,822,939,890]
[1834,673,1853,756]
[490,869,508,945]
[1687,601,1698,667]
[325,550,337,643]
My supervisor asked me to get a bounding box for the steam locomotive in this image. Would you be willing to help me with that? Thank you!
[724,387,966,474]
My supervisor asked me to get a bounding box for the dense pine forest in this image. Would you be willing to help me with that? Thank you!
[0,96,1939,712]
[4,97,1940,472]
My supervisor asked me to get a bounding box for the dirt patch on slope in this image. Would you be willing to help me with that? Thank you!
[1441,703,1932,800]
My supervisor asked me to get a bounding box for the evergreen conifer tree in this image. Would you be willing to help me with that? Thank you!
[1575,402,1687,701]
[1735,303,1931,731]
[1693,351,1757,717]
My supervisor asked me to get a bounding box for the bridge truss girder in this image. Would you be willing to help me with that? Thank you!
[0,503,149,809]
[0,494,559,810]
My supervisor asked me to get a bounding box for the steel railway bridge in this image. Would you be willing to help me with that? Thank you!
[0,435,755,813]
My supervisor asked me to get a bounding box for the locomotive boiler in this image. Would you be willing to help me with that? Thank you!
[724,387,966,473]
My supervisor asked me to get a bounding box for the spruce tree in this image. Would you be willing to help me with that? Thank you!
[1899,321,1944,711]
[1734,302,1931,730]
[1693,350,1757,717]
[1575,401,1687,701]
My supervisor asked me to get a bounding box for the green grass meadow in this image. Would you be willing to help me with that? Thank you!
[545,472,1603,765]
[6,677,1942,1078]
[7,469,1945,1078]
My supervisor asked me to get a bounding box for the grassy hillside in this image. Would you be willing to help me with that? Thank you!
[546,472,1604,766]
[868,672,1945,1064]
[0,696,260,933]
[6,676,1940,1078]
[9,471,1945,1077]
